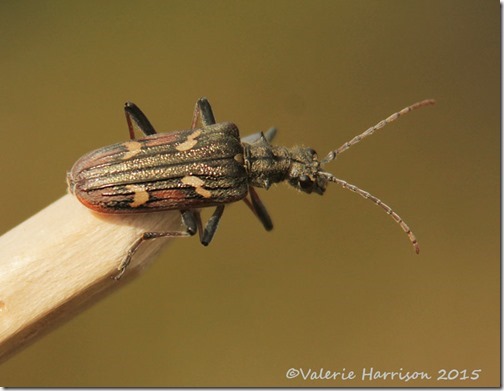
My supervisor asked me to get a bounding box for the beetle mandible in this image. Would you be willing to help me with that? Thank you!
[67,97,435,279]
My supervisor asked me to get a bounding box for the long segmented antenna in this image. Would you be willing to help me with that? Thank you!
[316,99,435,253]
[321,173,420,254]
[322,99,435,163]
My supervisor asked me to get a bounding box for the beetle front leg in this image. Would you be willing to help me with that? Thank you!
[242,187,273,231]
[241,127,277,144]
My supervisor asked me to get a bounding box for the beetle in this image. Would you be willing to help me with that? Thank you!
[67,97,434,279]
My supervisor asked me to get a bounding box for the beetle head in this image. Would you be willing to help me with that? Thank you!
[287,147,329,195]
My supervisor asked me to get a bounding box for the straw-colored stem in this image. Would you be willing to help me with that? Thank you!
[0,194,181,363]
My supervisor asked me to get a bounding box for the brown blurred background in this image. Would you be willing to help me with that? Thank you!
[0,0,499,387]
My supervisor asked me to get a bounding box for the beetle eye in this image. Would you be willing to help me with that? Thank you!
[306,148,317,159]
[299,175,312,189]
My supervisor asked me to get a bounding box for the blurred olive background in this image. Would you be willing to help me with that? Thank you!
[0,0,499,387]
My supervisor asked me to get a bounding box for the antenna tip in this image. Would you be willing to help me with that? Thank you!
[419,99,436,107]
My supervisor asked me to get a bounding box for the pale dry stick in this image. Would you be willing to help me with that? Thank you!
[0,194,182,364]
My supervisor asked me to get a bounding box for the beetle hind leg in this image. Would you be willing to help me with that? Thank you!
[114,205,226,279]
[191,97,216,129]
[114,229,191,280]
[124,102,158,139]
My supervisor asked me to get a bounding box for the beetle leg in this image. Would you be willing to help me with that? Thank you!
[115,209,202,280]
[181,209,198,236]
[114,229,191,280]
[263,127,277,143]
[191,97,216,129]
[181,206,225,245]
[124,101,157,139]
[242,187,273,231]
[201,205,225,245]
[241,127,277,144]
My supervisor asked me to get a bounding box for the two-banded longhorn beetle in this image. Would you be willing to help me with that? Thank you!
[67,97,435,279]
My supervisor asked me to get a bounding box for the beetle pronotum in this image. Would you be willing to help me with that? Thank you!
[67,98,434,279]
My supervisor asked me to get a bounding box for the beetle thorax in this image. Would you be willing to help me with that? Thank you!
[244,139,291,189]
[243,138,327,194]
